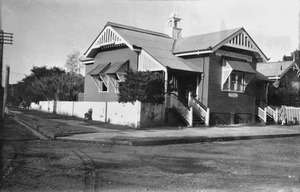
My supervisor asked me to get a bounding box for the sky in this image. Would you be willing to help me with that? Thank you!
[1,0,300,84]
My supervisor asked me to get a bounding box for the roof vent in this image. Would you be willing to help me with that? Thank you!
[165,12,182,39]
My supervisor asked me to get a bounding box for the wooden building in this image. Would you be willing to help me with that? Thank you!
[82,14,270,126]
[257,51,300,107]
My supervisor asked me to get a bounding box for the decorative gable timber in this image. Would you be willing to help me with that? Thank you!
[214,29,268,62]
[176,28,268,62]
[226,31,256,51]
[138,50,166,72]
[85,26,134,57]
[291,63,300,77]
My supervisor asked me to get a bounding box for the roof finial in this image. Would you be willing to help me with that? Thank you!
[173,0,177,16]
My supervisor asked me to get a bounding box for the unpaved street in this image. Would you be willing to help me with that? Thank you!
[1,116,300,192]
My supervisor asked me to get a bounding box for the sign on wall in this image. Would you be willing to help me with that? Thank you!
[216,50,253,62]
[228,92,238,98]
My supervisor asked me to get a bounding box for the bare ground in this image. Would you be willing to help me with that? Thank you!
[1,116,300,192]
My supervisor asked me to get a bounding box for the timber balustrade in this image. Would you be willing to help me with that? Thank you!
[257,105,279,124]
[165,93,193,127]
[187,92,210,126]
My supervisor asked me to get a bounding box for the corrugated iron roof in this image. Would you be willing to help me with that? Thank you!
[111,24,202,72]
[107,22,170,38]
[112,25,174,51]
[257,61,295,77]
[173,28,242,54]
[255,71,272,82]
[88,22,265,73]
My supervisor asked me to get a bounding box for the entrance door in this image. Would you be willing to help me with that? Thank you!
[178,75,197,106]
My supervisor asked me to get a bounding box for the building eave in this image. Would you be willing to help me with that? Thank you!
[174,50,213,57]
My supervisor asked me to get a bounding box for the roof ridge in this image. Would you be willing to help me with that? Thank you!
[106,21,171,39]
[181,27,243,39]
[258,60,294,64]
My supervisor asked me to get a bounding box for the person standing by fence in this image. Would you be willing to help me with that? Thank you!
[279,107,286,125]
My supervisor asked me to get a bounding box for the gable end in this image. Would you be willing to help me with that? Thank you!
[84,26,135,58]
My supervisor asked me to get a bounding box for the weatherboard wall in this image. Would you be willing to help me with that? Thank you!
[207,52,257,124]
[84,47,138,102]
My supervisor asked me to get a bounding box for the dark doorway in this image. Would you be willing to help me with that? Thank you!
[178,75,197,105]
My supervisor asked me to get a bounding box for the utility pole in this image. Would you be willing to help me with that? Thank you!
[3,65,10,115]
[0,30,13,119]
[0,0,13,186]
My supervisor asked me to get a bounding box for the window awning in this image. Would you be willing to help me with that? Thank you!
[89,62,111,76]
[221,60,256,90]
[105,60,128,74]
[226,60,256,74]
[89,60,128,76]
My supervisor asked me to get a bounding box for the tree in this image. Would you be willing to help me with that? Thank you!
[268,80,300,107]
[31,73,84,101]
[65,51,83,74]
[118,71,165,104]
[8,83,25,107]
[8,66,84,106]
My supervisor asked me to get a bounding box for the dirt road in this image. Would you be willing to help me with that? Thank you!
[1,116,300,191]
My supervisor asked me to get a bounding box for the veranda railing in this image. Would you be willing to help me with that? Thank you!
[165,93,193,126]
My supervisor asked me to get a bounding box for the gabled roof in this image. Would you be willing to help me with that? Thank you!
[174,27,268,62]
[85,22,268,73]
[88,22,202,72]
[257,60,295,78]
[174,28,241,53]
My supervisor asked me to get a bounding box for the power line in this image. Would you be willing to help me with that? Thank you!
[31,0,92,39]
[10,71,26,76]
[1,71,26,75]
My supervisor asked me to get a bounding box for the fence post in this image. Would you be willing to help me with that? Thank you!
[188,92,192,107]
[136,101,141,128]
[275,108,278,124]
[264,107,267,124]
[205,108,210,126]
[189,107,193,127]
[105,102,108,123]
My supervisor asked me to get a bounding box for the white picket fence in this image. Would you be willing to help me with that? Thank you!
[256,105,300,124]
[282,106,300,123]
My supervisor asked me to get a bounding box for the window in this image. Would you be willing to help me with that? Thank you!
[91,75,109,93]
[99,74,109,92]
[108,73,126,93]
[89,60,129,93]
[99,80,108,92]
[221,60,255,93]
[223,72,245,92]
